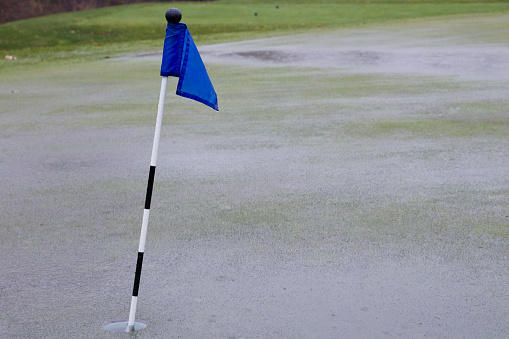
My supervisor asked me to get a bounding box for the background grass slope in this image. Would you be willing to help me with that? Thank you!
[1,0,509,69]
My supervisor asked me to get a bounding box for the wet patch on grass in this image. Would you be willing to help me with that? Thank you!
[228,50,298,63]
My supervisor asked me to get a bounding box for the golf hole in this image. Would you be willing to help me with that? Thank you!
[103,320,147,332]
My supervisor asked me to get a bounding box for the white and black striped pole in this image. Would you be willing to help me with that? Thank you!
[103,8,182,333]
[126,74,168,332]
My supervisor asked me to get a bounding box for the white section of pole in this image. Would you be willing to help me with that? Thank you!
[151,76,168,167]
[126,76,169,331]
[138,209,151,253]
[126,296,138,332]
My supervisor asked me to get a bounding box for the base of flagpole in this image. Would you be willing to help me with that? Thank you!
[103,319,147,332]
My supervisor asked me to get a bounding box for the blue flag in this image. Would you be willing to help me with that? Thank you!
[160,23,218,111]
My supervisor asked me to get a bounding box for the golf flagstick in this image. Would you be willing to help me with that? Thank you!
[104,7,217,333]
[126,75,168,332]
[102,76,168,334]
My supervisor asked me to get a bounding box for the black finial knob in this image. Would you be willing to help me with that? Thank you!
[165,8,182,23]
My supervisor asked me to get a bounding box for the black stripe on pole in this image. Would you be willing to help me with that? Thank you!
[132,252,144,297]
[145,166,156,209]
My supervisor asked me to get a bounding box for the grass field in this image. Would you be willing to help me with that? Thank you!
[1,0,509,68]
[1,1,508,338]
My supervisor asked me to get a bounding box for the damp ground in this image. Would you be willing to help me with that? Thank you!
[0,13,508,338]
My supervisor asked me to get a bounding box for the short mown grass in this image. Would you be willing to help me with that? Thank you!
[1,0,509,70]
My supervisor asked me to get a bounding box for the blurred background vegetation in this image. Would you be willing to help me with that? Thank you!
[0,0,213,24]
[3,0,508,24]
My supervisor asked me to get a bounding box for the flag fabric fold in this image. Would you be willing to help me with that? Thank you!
[160,23,218,111]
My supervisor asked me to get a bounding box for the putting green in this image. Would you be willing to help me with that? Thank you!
[0,11,508,339]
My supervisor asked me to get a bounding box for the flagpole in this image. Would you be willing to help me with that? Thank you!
[104,7,218,332]
[122,9,185,333]
[124,74,168,332]
[123,9,182,333]
[103,75,169,334]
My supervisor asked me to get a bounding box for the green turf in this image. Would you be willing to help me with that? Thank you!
[1,0,509,69]
[1,4,508,243]
[1,4,508,336]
